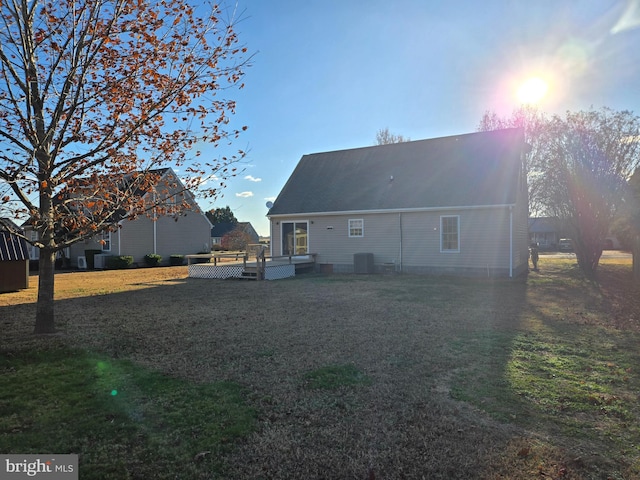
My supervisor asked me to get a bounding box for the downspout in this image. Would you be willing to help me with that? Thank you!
[118,227,121,256]
[399,213,403,273]
[509,206,513,278]
[269,219,273,257]
[153,192,157,254]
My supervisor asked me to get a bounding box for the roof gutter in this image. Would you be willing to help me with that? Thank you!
[509,206,513,278]
[267,203,517,219]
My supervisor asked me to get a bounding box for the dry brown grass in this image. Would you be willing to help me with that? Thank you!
[2,257,639,479]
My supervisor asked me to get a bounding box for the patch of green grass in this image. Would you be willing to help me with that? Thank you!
[450,323,640,462]
[303,364,371,390]
[449,331,523,422]
[256,348,276,358]
[0,347,255,479]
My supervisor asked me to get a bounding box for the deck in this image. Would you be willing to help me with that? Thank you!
[186,252,317,280]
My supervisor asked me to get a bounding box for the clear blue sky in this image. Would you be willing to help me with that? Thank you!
[200,0,640,237]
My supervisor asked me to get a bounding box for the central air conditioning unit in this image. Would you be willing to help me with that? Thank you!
[353,253,374,274]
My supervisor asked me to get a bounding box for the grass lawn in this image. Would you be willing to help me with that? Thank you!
[1,257,640,479]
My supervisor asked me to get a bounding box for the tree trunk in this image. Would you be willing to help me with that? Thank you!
[34,248,56,334]
[574,240,602,279]
[34,157,57,334]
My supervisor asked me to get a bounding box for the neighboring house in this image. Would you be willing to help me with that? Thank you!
[211,222,238,247]
[267,128,530,277]
[0,218,30,292]
[529,217,621,251]
[26,168,212,267]
[529,217,561,250]
[211,222,259,248]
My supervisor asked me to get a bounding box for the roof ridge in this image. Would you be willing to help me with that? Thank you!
[302,127,523,157]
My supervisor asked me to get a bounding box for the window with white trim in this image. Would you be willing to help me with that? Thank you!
[29,230,39,260]
[349,219,364,237]
[440,215,459,252]
[101,230,111,252]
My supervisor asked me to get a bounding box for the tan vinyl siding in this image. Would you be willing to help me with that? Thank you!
[271,205,518,274]
[155,211,211,259]
[118,216,155,262]
[401,208,512,270]
[311,214,400,265]
[117,214,210,265]
[118,174,211,264]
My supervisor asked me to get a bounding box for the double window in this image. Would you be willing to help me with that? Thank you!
[440,215,459,252]
[349,219,364,237]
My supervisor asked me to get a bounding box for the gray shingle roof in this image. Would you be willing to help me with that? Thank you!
[268,128,525,216]
[0,218,29,261]
[529,217,560,233]
[211,222,238,237]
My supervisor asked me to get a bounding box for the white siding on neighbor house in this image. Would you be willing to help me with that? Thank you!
[115,211,210,265]
[270,205,522,274]
[68,235,109,266]
[155,211,211,259]
[70,210,211,266]
[118,216,156,262]
[69,174,211,266]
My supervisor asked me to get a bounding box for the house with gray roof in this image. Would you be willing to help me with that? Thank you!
[267,128,530,277]
[529,217,562,250]
[211,221,259,249]
[25,168,212,268]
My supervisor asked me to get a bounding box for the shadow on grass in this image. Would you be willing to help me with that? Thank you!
[0,347,255,479]
[2,263,640,478]
[449,261,640,478]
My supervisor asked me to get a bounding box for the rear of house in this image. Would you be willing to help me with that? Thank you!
[268,128,530,277]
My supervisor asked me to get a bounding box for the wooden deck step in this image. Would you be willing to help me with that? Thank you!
[241,267,258,280]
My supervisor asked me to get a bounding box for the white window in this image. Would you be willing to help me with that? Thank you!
[102,230,111,252]
[29,230,39,260]
[440,216,459,252]
[165,195,176,208]
[349,219,364,237]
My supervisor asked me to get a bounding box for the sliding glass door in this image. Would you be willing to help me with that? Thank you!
[281,221,308,255]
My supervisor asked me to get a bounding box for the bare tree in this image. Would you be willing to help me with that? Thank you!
[478,106,549,215]
[0,0,250,333]
[375,127,410,145]
[541,109,640,276]
[481,107,640,277]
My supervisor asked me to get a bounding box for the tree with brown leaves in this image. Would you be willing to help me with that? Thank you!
[0,0,251,333]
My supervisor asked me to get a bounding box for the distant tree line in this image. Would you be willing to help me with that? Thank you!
[206,206,238,225]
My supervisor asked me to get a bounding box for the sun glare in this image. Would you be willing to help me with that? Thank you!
[517,77,549,104]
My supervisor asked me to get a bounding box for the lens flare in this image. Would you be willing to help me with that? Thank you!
[517,77,548,104]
